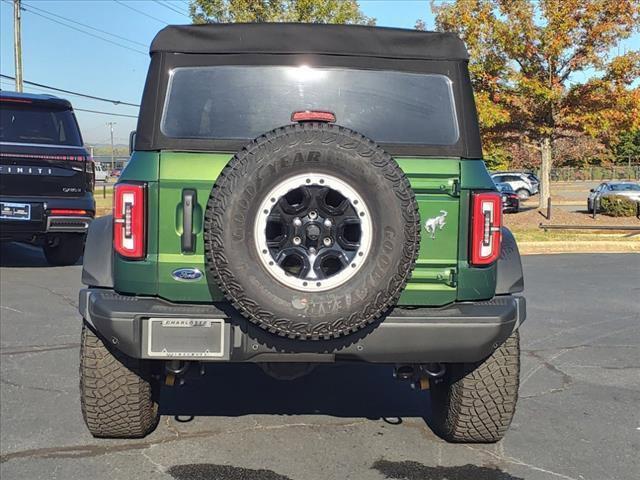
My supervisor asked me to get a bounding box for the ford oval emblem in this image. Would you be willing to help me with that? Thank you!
[171,268,203,282]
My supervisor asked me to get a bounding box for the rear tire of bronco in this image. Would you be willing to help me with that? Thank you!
[430,330,520,443]
[79,323,159,438]
[515,189,530,200]
[43,233,85,266]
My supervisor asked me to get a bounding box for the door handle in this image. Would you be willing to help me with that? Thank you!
[182,189,196,253]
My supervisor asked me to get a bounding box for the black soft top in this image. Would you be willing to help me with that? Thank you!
[150,23,469,61]
[137,23,482,157]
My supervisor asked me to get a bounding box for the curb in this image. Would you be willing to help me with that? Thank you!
[519,240,640,255]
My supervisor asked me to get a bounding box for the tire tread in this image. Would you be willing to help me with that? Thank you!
[79,323,159,438]
[432,331,520,443]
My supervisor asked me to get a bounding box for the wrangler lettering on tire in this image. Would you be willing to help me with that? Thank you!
[204,123,421,340]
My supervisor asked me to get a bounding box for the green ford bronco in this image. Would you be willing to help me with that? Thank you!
[79,23,526,442]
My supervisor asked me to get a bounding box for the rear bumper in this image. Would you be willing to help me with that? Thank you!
[79,289,526,364]
[0,194,94,240]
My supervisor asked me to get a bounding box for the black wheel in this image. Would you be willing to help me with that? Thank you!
[43,233,85,266]
[79,322,159,438]
[204,123,420,340]
[515,189,530,200]
[430,330,520,443]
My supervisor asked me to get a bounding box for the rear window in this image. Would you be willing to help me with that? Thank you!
[161,66,459,145]
[609,183,640,191]
[0,103,82,146]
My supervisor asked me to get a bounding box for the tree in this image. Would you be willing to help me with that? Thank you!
[612,129,640,165]
[432,0,640,207]
[189,0,375,25]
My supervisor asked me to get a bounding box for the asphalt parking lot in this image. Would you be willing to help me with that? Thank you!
[1,244,638,480]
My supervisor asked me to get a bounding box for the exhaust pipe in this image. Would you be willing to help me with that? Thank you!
[164,360,190,386]
[423,363,446,379]
[393,364,447,391]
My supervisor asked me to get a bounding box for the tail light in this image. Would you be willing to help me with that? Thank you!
[113,183,146,260]
[470,192,502,266]
[49,209,89,216]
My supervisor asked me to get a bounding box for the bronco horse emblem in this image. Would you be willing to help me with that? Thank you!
[424,210,448,239]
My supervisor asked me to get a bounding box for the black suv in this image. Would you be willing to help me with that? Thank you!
[0,92,94,265]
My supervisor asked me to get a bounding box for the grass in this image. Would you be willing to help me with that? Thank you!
[511,229,639,243]
[94,188,113,216]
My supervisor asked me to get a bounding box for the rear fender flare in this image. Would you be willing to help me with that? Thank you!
[81,215,113,288]
[496,227,524,294]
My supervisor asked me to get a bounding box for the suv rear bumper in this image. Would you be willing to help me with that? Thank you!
[79,289,526,364]
[0,194,94,241]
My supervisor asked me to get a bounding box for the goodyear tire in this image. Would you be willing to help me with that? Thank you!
[204,123,420,340]
[430,330,521,443]
[79,323,159,438]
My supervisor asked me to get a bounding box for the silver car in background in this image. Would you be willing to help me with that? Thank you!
[587,181,640,212]
[490,172,538,200]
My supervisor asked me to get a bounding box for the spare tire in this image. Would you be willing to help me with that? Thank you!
[204,123,420,340]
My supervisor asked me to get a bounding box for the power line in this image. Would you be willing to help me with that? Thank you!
[5,1,148,56]
[74,108,138,119]
[154,0,190,18]
[114,0,168,25]
[0,74,140,107]
[0,80,139,119]
[22,1,148,48]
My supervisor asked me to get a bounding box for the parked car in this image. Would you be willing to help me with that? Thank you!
[109,167,122,180]
[588,181,640,212]
[78,23,526,443]
[0,92,95,265]
[93,162,108,182]
[491,172,537,199]
[496,182,520,213]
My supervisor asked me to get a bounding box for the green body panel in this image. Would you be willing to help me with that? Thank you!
[113,151,160,295]
[157,152,230,302]
[113,152,498,306]
[395,158,459,305]
[456,160,498,301]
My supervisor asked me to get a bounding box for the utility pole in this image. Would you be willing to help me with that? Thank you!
[13,0,23,92]
[106,122,117,171]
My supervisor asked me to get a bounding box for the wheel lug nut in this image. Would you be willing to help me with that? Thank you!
[323,237,332,246]
[309,211,318,220]
[324,219,332,228]
[293,236,302,246]
[293,217,302,227]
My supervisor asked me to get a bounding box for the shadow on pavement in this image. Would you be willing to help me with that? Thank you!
[0,242,82,267]
[159,363,428,420]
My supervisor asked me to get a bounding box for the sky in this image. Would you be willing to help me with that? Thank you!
[0,0,638,145]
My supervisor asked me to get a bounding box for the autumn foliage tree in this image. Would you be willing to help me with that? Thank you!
[432,0,640,207]
[189,0,375,24]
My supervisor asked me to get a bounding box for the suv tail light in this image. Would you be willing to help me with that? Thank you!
[114,183,146,260]
[470,192,502,266]
[49,209,89,216]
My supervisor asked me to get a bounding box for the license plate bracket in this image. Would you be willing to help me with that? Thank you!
[147,318,227,359]
[0,202,31,221]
